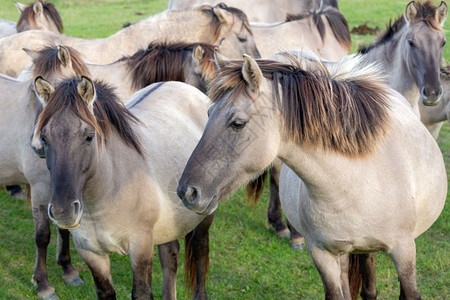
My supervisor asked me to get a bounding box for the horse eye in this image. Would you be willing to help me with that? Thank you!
[230,120,247,131]
[408,40,415,49]
[237,36,248,42]
[442,40,446,47]
[85,134,94,143]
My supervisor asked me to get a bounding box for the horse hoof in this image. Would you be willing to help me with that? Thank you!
[275,228,290,239]
[64,276,84,286]
[62,272,84,286]
[289,237,305,250]
[37,287,58,300]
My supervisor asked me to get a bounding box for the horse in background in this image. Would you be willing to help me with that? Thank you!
[0,3,259,77]
[177,53,447,300]
[251,5,351,60]
[168,0,339,22]
[419,65,450,139]
[0,0,63,38]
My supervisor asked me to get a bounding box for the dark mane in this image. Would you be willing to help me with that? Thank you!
[122,41,217,91]
[209,58,391,156]
[286,6,351,51]
[35,78,143,155]
[200,3,253,40]
[32,45,90,79]
[359,0,443,54]
[16,1,64,33]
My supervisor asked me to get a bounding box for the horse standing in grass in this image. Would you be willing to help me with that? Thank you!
[177,53,447,299]
[0,3,259,77]
[0,0,63,38]
[0,51,88,298]
[32,77,211,299]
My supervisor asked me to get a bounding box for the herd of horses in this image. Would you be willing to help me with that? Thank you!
[0,0,448,299]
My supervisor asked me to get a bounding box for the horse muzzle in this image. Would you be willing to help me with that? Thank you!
[421,86,443,106]
[48,199,83,229]
[177,184,218,215]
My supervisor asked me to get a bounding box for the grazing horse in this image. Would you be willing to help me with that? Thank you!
[251,5,351,59]
[0,59,88,298]
[168,0,339,22]
[0,0,63,38]
[419,66,450,139]
[176,54,447,299]
[32,77,211,299]
[358,0,447,116]
[0,3,259,77]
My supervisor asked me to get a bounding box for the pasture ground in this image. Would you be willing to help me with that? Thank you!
[0,0,448,299]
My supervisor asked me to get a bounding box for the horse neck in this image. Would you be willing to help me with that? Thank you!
[109,10,217,48]
[88,61,134,101]
[361,28,419,106]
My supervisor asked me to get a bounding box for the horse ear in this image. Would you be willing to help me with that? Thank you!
[404,1,417,24]
[242,54,262,92]
[193,45,205,63]
[15,1,27,13]
[34,76,54,106]
[57,45,72,67]
[214,48,229,70]
[213,5,233,24]
[33,1,43,16]
[77,76,96,109]
[436,1,448,27]
[23,48,40,61]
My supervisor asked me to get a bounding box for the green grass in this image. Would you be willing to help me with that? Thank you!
[0,0,449,299]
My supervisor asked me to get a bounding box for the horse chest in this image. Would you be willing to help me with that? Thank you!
[71,220,130,255]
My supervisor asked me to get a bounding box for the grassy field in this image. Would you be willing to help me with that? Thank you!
[0,0,448,299]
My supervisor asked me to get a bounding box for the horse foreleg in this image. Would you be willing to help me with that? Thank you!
[158,240,179,300]
[77,248,116,299]
[31,203,57,300]
[267,162,289,238]
[389,240,421,300]
[286,220,305,250]
[185,212,215,300]
[56,228,83,286]
[309,246,346,299]
[129,236,154,300]
[339,254,351,300]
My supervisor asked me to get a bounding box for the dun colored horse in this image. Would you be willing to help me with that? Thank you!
[177,53,447,299]
[0,0,63,38]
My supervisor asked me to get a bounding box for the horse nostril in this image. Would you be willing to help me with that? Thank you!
[421,87,428,98]
[438,85,444,97]
[185,186,200,205]
[72,200,81,215]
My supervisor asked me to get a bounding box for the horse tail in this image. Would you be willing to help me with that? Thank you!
[348,254,362,300]
[245,170,268,204]
[322,6,352,51]
[184,231,198,296]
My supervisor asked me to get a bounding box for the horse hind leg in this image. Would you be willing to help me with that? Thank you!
[359,254,377,300]
[389,240,421,300]
[56,228,83,286]
[267,164,289,238]
[286,220,305,250]
[185,212,215,300]
[158,240,180,300]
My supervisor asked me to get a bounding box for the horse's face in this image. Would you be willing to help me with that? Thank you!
[16,1,61,33]
[214,6,260,59]
[404,1,447,105]
[34,77,98,229]
[177,55,279,215]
